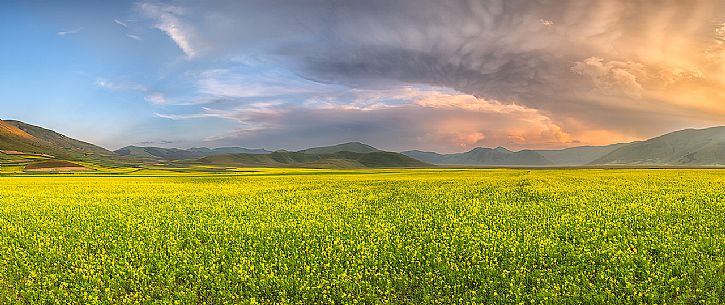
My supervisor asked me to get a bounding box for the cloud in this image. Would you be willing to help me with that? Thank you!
[195,68,334,99]
[540,19,554,26]
[144,93,166,104]
[95,79,148,91]
[158,86,636,152]
[57,28,81,36]
[137,2,198,58]
[139,0,725,151]
[114,19,128,28]
[571,57,645,95]
[138,140,176,145]
[155,113,209,120]
[126,34,143,41]
[96,78,167,105]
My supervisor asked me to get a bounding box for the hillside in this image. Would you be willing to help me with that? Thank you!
[4,119,725,168]
[402,147,551,166]
[0,120,114,161]
[591,127,725,166]
[24,160,93,172]
[298,142,381,154]
[537,144,626,166]
[115,146,270,160]
[404,127,725,167]
[196,150,428,168]
[187,147,270,155]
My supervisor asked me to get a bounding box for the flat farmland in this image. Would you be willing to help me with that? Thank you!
[0,169,723,304]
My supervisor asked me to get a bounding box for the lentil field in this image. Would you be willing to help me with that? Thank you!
[0,169,724,304]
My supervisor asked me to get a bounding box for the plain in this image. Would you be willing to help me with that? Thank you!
[0,169,723,304]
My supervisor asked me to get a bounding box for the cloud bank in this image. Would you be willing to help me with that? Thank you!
[136,0,725,151]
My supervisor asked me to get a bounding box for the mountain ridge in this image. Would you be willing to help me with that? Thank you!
[591,126,725,166]
[3,119,725,168]
[298,142,381,154]
[115,145,271,161]
[194,150,429,169]
[402,126,725,166]
[0,119,114,162]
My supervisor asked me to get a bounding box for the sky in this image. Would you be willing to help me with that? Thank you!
[1,0,725,153]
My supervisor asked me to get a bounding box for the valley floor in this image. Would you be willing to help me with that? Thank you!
[0,169,723,304]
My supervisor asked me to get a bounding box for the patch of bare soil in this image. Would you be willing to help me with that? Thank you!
[24,160,93,172]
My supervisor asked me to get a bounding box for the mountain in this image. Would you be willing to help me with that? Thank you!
[298,142,381,154]
[591,127,725,166]
[537,144,627,166]
[401,150,447,164]
[5,119,725,168]
[403,126,725,167]
[402,147,551,166]
[195,150,429,169]
[115,146,270,160]
[0,119,114,161]
[187,147,269,155]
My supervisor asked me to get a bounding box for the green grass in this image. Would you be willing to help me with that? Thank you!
[0,169,723,304]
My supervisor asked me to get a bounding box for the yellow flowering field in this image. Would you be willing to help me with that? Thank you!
[0,169,723,304]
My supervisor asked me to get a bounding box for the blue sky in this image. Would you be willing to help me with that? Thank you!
[2,1,724,152]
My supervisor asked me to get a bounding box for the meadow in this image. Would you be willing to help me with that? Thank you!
[0,169,723,304]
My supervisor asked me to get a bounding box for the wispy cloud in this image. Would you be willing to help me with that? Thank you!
[96,78,166,105]
[144,93,166,104]
[155,112,212,120]
[196,68,337,99]
[540,19,554,26]
[138,140,176,145]
[113,19,128,28]
[57,28,81,36]
[137,2,197,58]
[126,34,142,41]
[95,79,148,91]
[717,23,725,41]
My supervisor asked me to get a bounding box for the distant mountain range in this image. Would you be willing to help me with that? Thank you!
[115,145,270,161]
[187,142,425,168]
[2,119,725,168]
[195,150,427,169]
[402,127,725,166]
[402,144,626,166]
[403,146,552,166]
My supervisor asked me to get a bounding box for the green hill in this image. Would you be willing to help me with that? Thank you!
[5,119,725,168]
[116,146,271,161]
[402,147,551,166]
[298,142,381,154]
[195,150,428,168]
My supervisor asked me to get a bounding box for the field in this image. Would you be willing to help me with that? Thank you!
[0,169,723,304]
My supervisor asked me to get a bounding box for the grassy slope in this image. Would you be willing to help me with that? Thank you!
[196,151,429,168]
[116,146,272,161]
[298,142,381,154]
[537,144,627,165]
[402,147,552,166]
[0,120,119,165]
